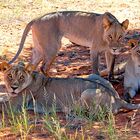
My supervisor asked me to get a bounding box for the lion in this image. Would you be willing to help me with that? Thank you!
[4,11,129,77]
[124,43,140,102]
[0,62,140,115]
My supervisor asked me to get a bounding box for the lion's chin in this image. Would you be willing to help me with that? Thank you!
[9,92,18,97]
[111,51,120,55]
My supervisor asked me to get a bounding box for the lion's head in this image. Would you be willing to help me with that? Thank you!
[103,12,129,55]
[131,44,140,64]
[0,62,32,96]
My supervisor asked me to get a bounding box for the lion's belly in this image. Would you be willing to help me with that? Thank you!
[64,33,92,47]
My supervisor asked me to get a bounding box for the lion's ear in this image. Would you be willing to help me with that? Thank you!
[121,19,129,30]
[103,15,112,30]
[25,64,36,73]
[128,39,138,48]
[0,61,11,72]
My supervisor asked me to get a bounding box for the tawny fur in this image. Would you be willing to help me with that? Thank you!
[0,63,140,114]
[124,45,140,99]
[8,11,129,75]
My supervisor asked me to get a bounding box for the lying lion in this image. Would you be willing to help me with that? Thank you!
[124,44,140,102]
[0,62,140,115]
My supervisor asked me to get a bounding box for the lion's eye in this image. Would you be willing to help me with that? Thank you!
[108,35,112,40]
[8,74,12,80]
[118,35,122,40]
[19,75,24,81]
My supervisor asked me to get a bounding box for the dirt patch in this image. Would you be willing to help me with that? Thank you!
[0,0,140,139]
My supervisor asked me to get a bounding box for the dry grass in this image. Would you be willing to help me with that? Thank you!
[0,0,140,139]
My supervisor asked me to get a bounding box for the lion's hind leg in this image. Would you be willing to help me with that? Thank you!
[80,89,100,109]
[40,40,62,76]
[80,88,106,114]
[31,24,62,76]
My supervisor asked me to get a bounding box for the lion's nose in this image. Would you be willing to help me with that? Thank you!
[113,48,117,51]
[11,86,18,91]
[112,48,117,52]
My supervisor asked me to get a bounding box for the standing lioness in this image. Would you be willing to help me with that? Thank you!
[8,11,129,75]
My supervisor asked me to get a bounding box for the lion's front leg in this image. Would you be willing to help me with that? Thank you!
[123,87,137,103]
[0,99,21,114]
[105,51,116,81]
[90,50,100,75]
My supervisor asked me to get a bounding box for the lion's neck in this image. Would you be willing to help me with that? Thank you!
[27,72,48,92]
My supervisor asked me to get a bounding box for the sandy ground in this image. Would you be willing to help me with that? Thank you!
[0,0,140,139]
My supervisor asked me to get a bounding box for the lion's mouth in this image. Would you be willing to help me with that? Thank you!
[111,51,120,55]
[9,92,18,97]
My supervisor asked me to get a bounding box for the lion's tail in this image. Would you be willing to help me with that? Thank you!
[118,99,140,110]
[8,20,34,64]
